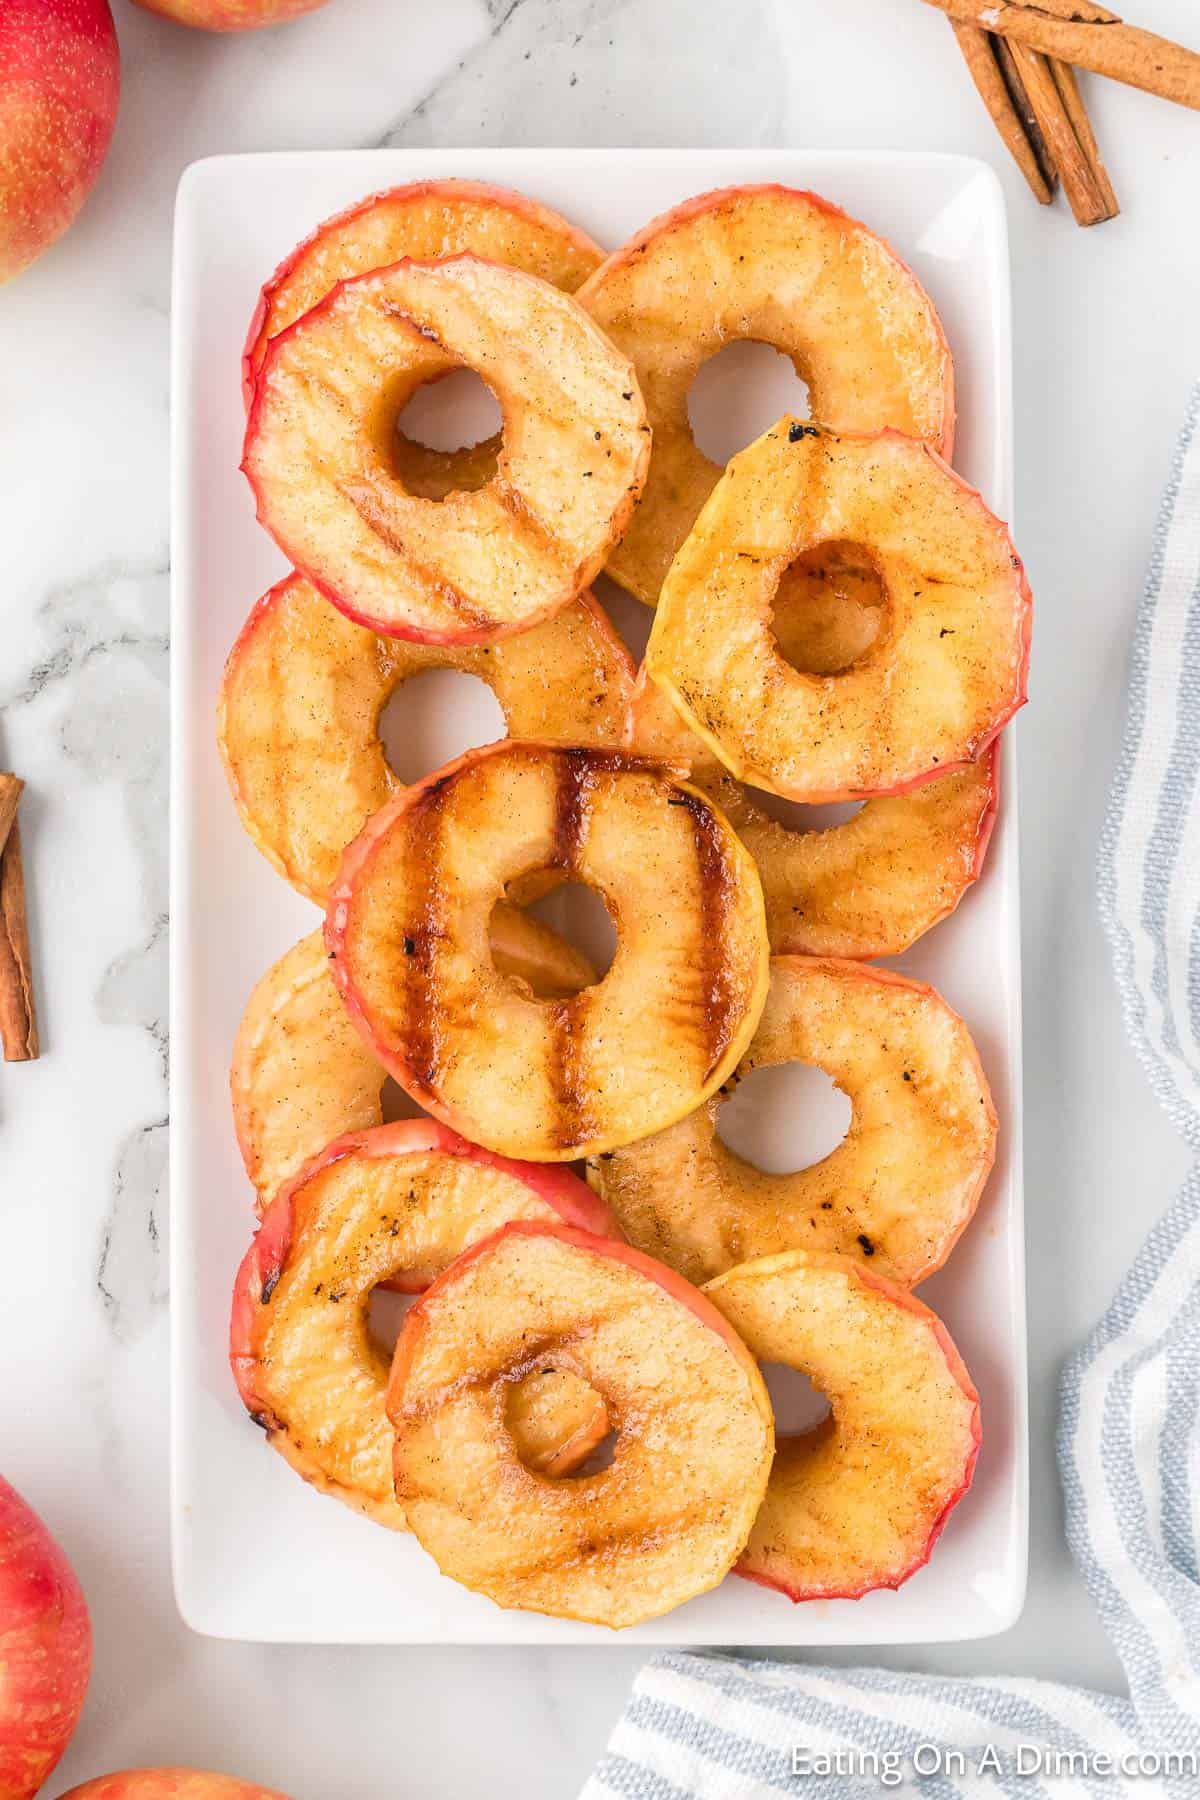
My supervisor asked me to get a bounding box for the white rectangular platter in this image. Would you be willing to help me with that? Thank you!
[171,147,1026,1644]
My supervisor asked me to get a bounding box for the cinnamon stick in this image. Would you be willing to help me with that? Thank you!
[1008,40,1118,225]
[924,1,1200,112]
[950,20,1056,202]
[0,778,38,1062]
[994,33,1062,191]
[1050,57,1120,219]
[0,774,20,858]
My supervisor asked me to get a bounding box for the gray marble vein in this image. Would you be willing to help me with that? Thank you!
[97,1118,170,1344]
[381,0,788,151]
[3,562,171,1340]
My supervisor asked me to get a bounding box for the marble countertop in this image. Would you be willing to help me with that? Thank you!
[2,0,1199,1793]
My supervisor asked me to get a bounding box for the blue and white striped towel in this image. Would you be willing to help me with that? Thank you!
[582,388,1200,1799]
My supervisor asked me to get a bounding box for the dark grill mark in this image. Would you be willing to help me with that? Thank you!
[377,298,449,352]
[678,788,740,1079]
[338,482,495,632]
[494,478,562,566]
[551,747,592,870]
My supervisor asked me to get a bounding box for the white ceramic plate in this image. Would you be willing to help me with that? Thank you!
[170,147,1026,1644]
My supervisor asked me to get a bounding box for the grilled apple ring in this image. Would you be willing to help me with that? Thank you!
[387,1221,775,1627]
[627,667,998,959]
[705,1251,981,1600]
[218,572,634,905]
[243,179,603,411]
[578,184,953,605]
[648,422,1031,802]
[231,925,596,1214]
[243,255,650,644]
[327,741,769,1161]
[230,1122,618,1530]
[588,956,996,1289]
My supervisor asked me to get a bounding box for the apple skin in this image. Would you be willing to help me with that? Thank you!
[711,1254,983,1604]
[230,1119,621,1414]
[59,1775,291,1800]
[128,0,326,30]
[0,0,120,284]
[0,1476,91,1800]
[241,179,604,406]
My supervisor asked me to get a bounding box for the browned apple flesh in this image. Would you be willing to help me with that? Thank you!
[647,422,1031,801]
[627,668,998,960]
[588,955,996,1289]
[387,1222,775,1627]
[229,1123,619,1528]
[218,571,634,904]
[705,1251,980,1600]
[578,184,953,605]
[326,741,769,1160]
[243,256,650,644]
[243,178,603,403]
[231,925,596,1213]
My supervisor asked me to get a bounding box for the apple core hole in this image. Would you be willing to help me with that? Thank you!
[367,1285,421,1358]
[687,340,811,464]
[380,1077,425,1125]
[526,880,617,981]
[760,1362,832,1437]
[569,1425,619,1477]
[748,788,865,834]
[717,1062,851,1175]
[492,878,618,997]
[378,668,505,787]
[773,539,887,677]
[394,367,503,496]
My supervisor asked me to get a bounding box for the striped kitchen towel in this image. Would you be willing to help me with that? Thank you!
[581,391,1200,1800]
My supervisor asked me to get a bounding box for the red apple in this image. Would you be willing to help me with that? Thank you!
[59,1775,291,1800]
[129,0,327,29]
[0,0,120,284]
[0,1476,91,1800]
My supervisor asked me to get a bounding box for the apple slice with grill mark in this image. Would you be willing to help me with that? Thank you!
[647,422,1031,802]
[242,255,650,645]
[229,1121,618,1530]
[626,665,999,960]
[577,184,953,606]
[218,571,633,906]
[387,1221,774,1627]
[243,178,603,409]
[232,921,597,1215]
[705,1251,981,1601]
[326,740,769,1161]
[588,954,997,1290]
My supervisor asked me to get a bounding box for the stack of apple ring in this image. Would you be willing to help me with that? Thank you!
[220,179,1029,1630]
